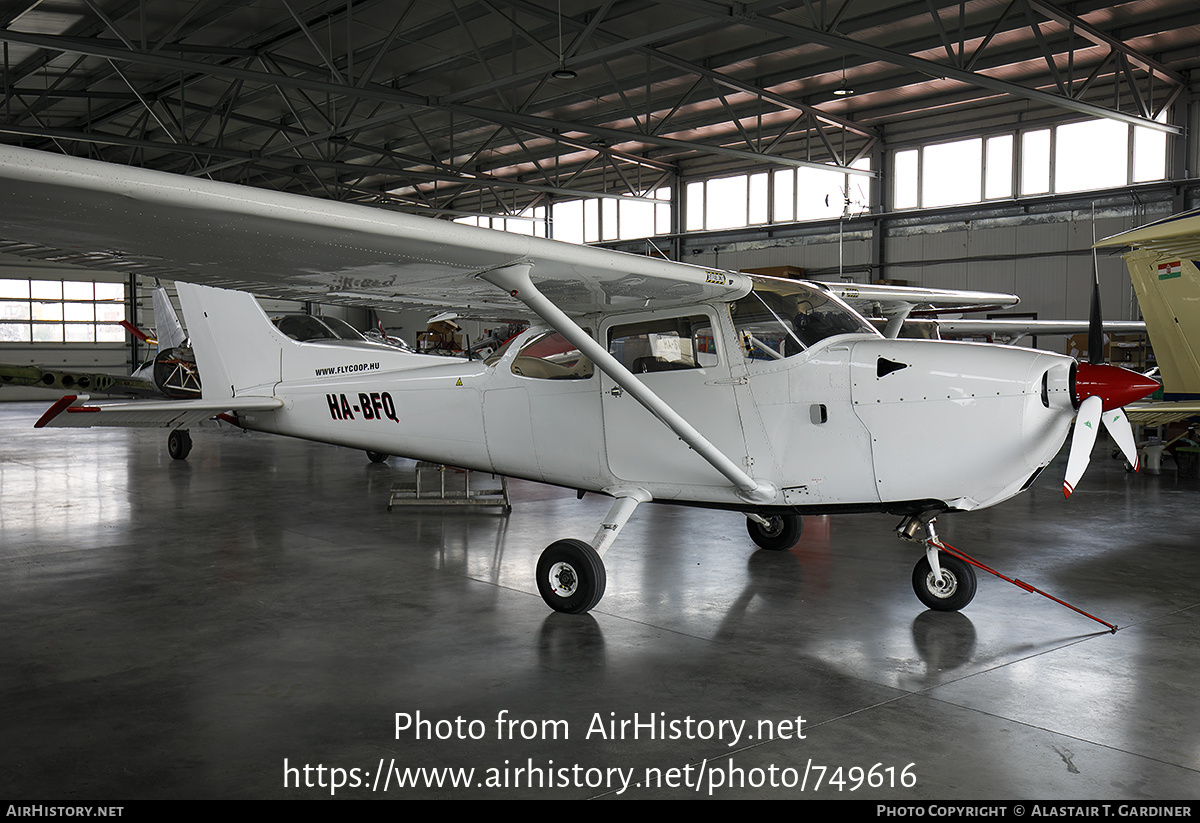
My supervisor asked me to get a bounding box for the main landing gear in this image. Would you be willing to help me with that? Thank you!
[167,428,192,460]
[537,539,606,614]
[537,498,807,615]
[745,512,803,551]
[535,490,648,614]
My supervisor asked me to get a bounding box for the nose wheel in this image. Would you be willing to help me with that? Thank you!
[537,539,606,614]
[912,554,977,611]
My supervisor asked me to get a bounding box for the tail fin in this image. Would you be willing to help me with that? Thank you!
[1123,250,1200,394]
[152,286,187,351]
[175,282,285,399]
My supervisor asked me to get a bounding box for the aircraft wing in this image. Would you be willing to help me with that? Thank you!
[1097,209,1200,259]
[34,394,283,429]
[1124,400,1200,427]
[0,364,159,396]
[938,319,1146,336]
[0,145,748,317]
[818,282,1019,317]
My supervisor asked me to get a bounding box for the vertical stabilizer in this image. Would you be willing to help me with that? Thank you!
[151,286,187,351]
[1123,250,1200,394]
[175,282,285,399]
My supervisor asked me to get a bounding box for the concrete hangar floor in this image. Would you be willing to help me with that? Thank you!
[2,400,1199,801]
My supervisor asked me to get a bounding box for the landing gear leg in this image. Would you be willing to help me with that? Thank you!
[536,488,650,614]
[167,428,192,460]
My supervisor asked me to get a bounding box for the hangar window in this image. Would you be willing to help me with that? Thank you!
[893,116,1170,209]
[686,161,871,230]
[0,279,126,343]
[453,206,548,237]
[546,189,671,244]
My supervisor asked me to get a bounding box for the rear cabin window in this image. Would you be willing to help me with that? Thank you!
[507,331,594,380]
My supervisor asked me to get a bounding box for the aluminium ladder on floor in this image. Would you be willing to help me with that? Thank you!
[388,461,512,512]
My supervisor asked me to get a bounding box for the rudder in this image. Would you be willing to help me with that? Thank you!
[176,282,285,399]
[1124,249,1200,394]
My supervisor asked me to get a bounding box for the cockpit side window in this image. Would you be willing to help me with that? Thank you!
[607,315,717,373]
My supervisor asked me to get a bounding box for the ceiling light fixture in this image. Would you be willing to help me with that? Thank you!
[551,0,576,80]
[833,57,854,97]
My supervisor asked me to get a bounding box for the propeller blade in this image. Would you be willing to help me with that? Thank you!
[1102,407,1140,472]
[1064,394,1103,499]
[1088,253,1104,366]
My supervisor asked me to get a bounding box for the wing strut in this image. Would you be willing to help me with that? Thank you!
[481,264,777,505]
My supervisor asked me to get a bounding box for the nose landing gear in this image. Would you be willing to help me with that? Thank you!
[897,515,977,612]
[895,513,1116,631]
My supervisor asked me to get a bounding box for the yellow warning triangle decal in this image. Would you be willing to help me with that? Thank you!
[455,378,463,386]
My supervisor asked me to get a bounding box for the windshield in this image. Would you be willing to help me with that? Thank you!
[731,277,876,360]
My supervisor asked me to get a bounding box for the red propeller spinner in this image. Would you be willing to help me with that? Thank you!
[1073,362,1160,410]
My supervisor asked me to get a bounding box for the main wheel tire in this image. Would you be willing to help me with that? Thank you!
[746,513,803,551]
[167,429,192,460]
[536,539,606,614]
[912,554,977,612]
[366,450,389,463]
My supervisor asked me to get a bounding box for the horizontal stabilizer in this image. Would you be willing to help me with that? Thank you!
[35,394,282,429]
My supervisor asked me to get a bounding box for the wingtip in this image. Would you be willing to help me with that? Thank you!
[34,394,78,428]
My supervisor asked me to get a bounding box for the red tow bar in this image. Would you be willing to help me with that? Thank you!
[934,540,1117,633]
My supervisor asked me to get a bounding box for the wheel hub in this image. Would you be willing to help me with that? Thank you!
[925,569,958,598]
[548,562,578,597]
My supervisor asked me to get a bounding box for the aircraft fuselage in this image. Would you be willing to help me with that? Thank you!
[231,297,1077,517]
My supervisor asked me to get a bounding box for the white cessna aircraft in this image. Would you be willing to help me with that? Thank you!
[0,145,1157,615]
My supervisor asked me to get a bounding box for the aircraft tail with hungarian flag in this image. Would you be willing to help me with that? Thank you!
[1097,209,1200,396]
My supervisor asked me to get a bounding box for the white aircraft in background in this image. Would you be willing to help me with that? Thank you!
[0,144,1158,616]
[0,284,198,400]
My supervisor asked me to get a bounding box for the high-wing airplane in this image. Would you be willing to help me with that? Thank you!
[0,144,1158,616]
